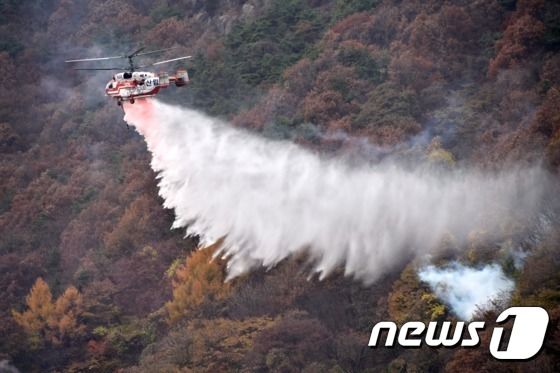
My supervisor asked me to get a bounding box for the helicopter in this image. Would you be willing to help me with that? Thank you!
[65,47,191,106]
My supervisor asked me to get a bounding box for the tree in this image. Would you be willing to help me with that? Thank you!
[0,122,22,153]
[534,87,560,167]
[246,311,335,371]
[49,286,85,344]
[303,89,350,125]
[353,82,421,144]
[103,194,164,257]
[488,12,545,77]
[166,242,231,323]
[12,278,54,348]
[145,17,192,47]
[12,277,85,347]
[388,264,448,324]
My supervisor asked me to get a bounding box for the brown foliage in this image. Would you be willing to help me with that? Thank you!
[12,278,85,347]
[227,258,309,319]
[166,242,230,323]
[528,86,560,167]
[541,54,560,87]
[1,0,560,371]
[489,9,545,77]
[330,12,372,40]
[87,339,108,358]
[145,17,193,47]
[388,264,447,323]
[444,325,494,373]
[446,306,560,372]
[282,58,317,96]
[247,311,334,371]
[47,0,84,40]
[303,90,350,125]
[75,0,148,40]
[389,47,441,91]
[135,316,275,372]
[60,200,118,277]
[103,194,164,256]
[233,86,300,130]
[0,123,22,153]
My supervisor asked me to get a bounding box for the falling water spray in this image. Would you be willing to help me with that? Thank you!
[124,99,550,283]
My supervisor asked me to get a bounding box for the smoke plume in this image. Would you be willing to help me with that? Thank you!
[418,262,515,320]
[124,100,550,283]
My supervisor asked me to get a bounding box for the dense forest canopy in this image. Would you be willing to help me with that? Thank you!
[0,0,559,371]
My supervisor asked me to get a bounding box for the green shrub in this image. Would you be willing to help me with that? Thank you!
[353,82,419,129]
[225,0,327,86]
[497,0,516,11]
[334,0,381,20]
[337,46,387,83]
[0,39,23,57]
[543,1,560,49]
[72,187,98,214]
[150,5,182,24]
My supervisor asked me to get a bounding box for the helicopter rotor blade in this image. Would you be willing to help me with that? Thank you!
[128,47,145,58]
[134,47,180,57]
[66,49,190,71]
[65,56,125,63]
[72,67,126,71]
[140,56,192,68]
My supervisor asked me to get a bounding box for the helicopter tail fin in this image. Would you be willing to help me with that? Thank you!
[174,69,189,87]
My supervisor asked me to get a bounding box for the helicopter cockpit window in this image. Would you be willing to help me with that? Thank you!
[123,72,132,79]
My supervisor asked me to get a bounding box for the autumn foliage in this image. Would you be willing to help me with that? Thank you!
[1,0,560,371]
[12,278,85,347]
[166,242,230,323]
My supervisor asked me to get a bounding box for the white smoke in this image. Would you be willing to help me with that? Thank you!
[123,100,550,283]
[418,262,515,320]
[0,360,20,373]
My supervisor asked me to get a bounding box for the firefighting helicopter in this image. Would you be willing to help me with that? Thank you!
[65,47,191,106]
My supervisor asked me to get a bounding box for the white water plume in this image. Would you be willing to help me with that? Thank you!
[123,99,550,283]
[418,262,515,320]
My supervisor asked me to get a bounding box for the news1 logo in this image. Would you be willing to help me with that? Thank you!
[369,307,549,360]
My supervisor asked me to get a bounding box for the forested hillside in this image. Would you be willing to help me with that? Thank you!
[1,0,559,371]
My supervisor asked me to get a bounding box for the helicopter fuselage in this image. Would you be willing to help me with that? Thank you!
[105,69,189,104]
[65,47,191,105]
